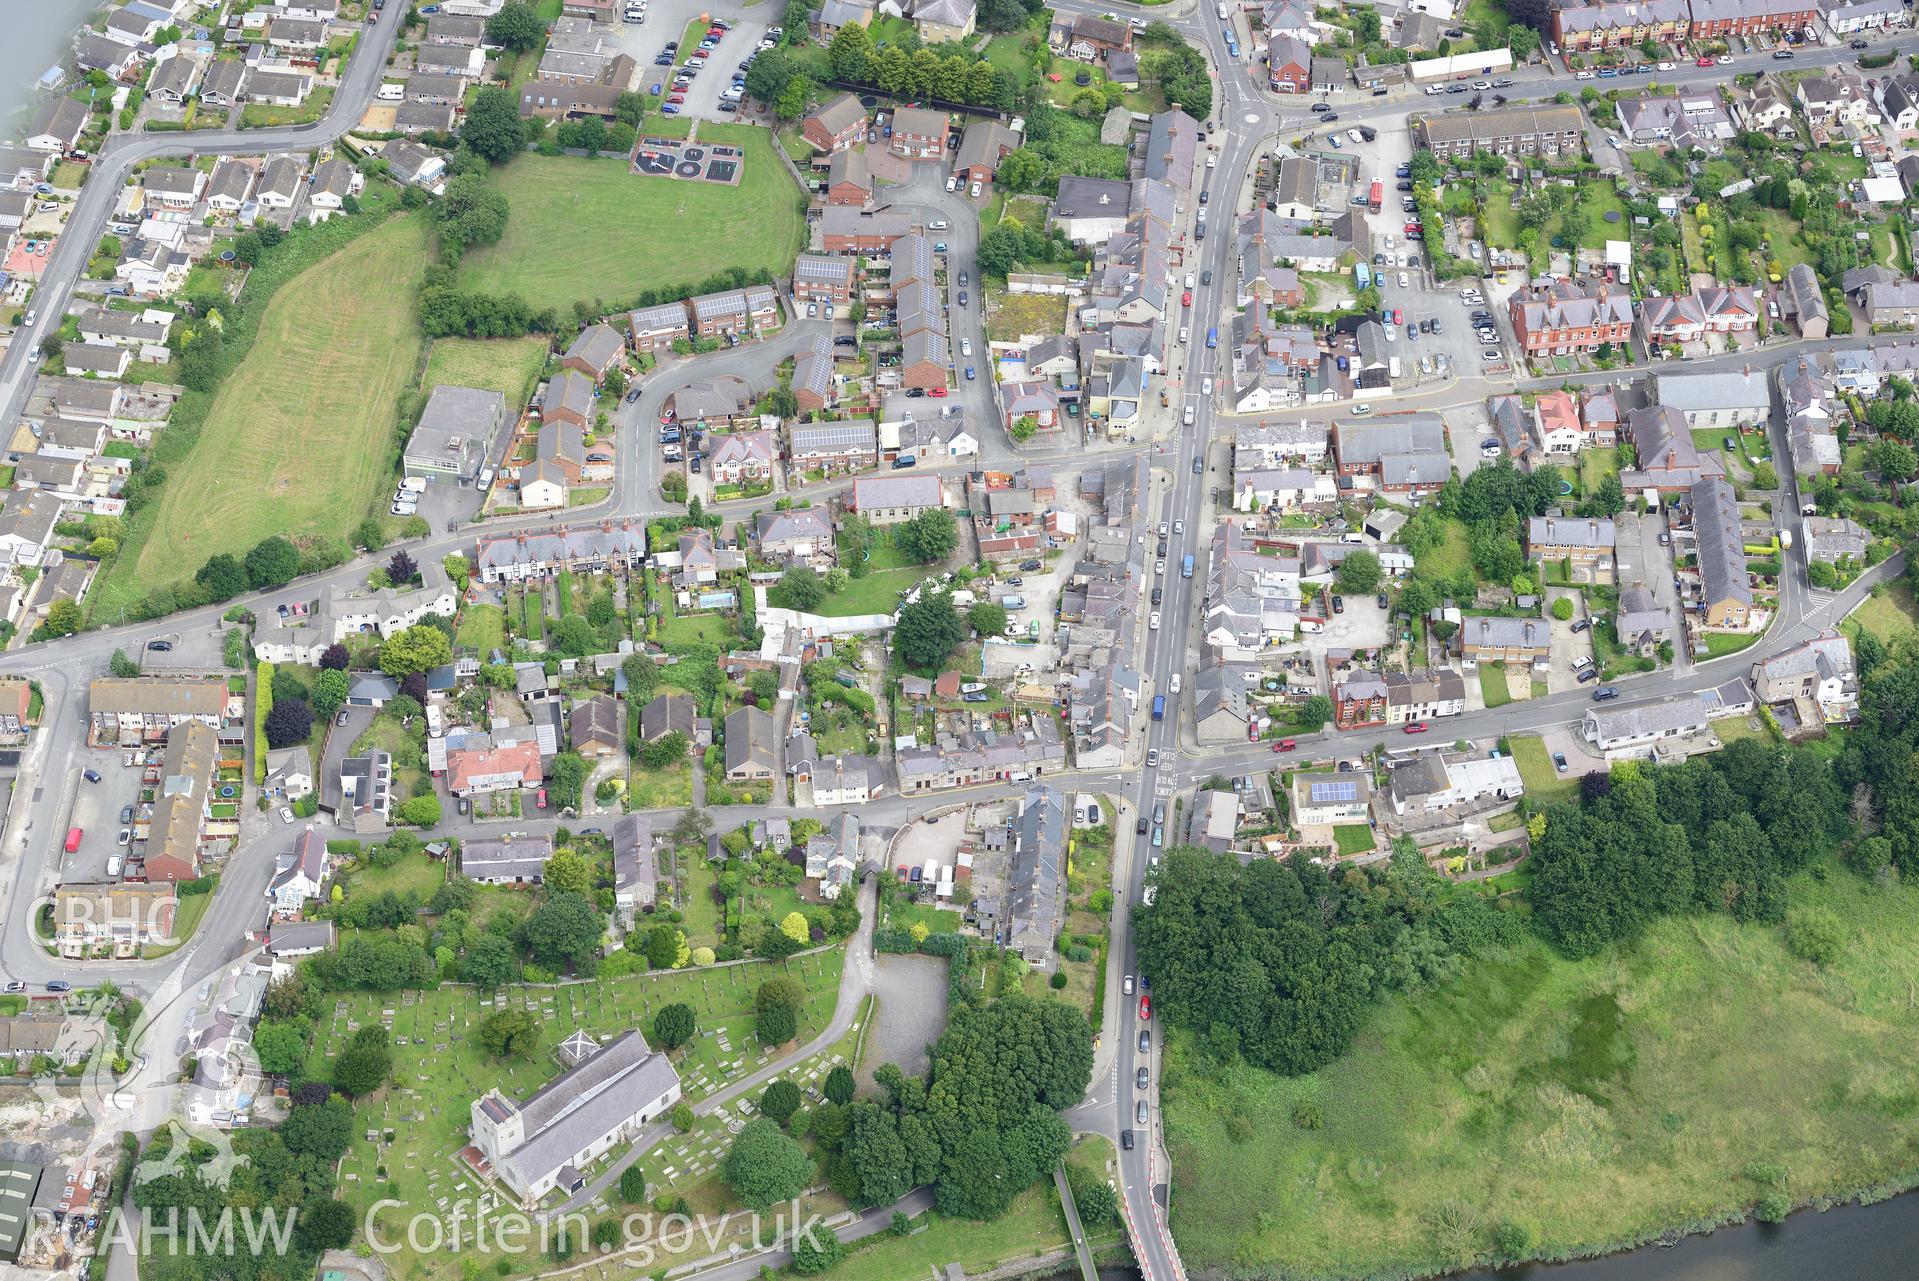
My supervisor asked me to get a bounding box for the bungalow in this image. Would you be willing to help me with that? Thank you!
[244,70,315,108]
[463,834,553,885]
[142,166,206,210]
[256,156,306,211]
[205,158,255,214]
[723,707,778,781]
[405,72,467,105]
[415,43,487,77]
[75,34,141,81]
[25,98,87,154]
[148,51,203,106]
[1582,693,1712,758]
[447,740,543,796]
[199,58,245,109]
[1654,369,1770,429]
[570,695,624,758]
[266,920,336,958]
[847,473,943,524]
[638,692,696,744]
[61,343,131,379]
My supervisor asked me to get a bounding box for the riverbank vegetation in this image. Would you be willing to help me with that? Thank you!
[1156,635,1919,1276]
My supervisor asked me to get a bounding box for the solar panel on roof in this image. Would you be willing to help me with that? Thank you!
[1309,781,1357,802]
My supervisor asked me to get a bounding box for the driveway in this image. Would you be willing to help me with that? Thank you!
[1615,509,1688,672]
[860,954,948,1090]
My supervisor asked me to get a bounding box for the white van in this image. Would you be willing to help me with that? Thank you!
[477,467,496,490]
[377,82,403,102]
[1217,1,1228,15]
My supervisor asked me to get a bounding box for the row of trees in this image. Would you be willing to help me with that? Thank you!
[823,25,1012,108]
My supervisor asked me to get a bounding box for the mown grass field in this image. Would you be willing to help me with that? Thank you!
[460,140,805,313]
[1851,581,1919,645]
[422,334,550,411]
[123,217,429,596]
[1162,867,1919,1279]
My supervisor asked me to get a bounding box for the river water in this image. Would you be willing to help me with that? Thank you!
[1051,1188,1919,1281]
[1,0,103,124]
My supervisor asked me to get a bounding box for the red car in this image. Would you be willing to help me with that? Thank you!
[1273,738,1297,753]
[1391,308,1403,325]
[929,386,948,398]
[1404,223,1421,235]
[1404,722,1428,734]
[536,788,549,808]
[668,93,686,103]
[1696,55,1714,66]
[1139,994,1152,1020]
[1181,289,1192,306]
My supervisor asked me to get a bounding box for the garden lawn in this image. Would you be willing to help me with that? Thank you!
[657,609,731,651]
[1699,630,1760,659]
[816,566,923,617]
[1162,868,1919,1279]
[454,604,506,653]
[1850,581,1919,644]
[460,148,805,313]
[1751,207,1813,276]
[422,335,550,411]
[1479,663,1513,708]
[1509,734,1579,807]
[343,850,448,902]
[329,950,843,1281]
[113,216,429,603]
[1332,825,1376,857]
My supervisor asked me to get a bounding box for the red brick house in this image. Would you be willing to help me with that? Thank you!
[889,107,948,160]
[1267,34,1311,94]
[825,149,872,206]
[802,94,867,153]
[1333,671,1388,728]
[628,301,691,353]
[1508,280,1635,357]
[1687,0,1817,41]
[821,208,913,255]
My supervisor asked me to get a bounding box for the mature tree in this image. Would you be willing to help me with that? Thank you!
[779,911,810,946]
[894,593,965,669]
[895,506,958,562]
[745,47,797,104]
[435,173,511,250]
[761,1079,802,1126]
[824,1064,855,1105]
[967,602,1008,637]
[485,1,545,49]
[297,1198,357,1253]
[40,598,82,638]
[544,848,594,897]
[518,891,604,972]
[790,1225,845,1274]
[775,74,812,120]
[1334,550,1382,594]
[462,87,526,164]
[756,1001,797,1046]
[644,922,687,970]
[196,553,248,602]
[653,1002,696,1050]
[319,642,350,671]
[1295,695,1334,731]
[545,751,589,811]
[252,1020,308,1076]
[827,24,873,81]
[245,535,301,589]
[723,1118,814,1211]
[463,934,515,989]
[379,624,453,676]
[775,566,826,611]
[332,1027,393,1097]
[477,1008,540,1057]
[388,549,419,584]
[110,648,140,678]
[265,699,313,750]
[281,1095,353,1161]
[309,668,350,720]
[619,1162,649,1203]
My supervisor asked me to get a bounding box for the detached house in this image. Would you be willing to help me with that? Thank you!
[802,94,867,153]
